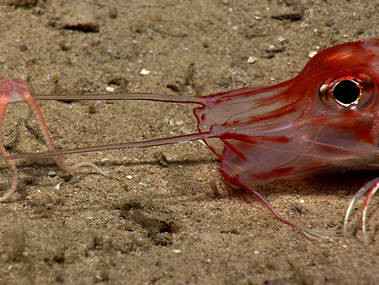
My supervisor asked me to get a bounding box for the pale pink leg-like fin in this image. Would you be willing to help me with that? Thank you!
[343,177,379,244]
[24,97,107,176]
[236,174,339,240]
[0,157,18,202]
[362,183,379,244]
[0,101,19,202]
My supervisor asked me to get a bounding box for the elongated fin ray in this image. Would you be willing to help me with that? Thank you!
[34,92,204,104]
[5,131,214,160]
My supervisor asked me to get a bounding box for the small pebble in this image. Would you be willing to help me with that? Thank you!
[140,69,150,75]
[106,86,115,92]
[266,45,284,53]
[277,36,286,43]
[19,45,28,52]
[126,175,133,180]
[308,51,318,58]
[247,56,258,64]
[108,7,118,19]
[54,182,64,190]
[267,45,276,52]
[56,2,100,33]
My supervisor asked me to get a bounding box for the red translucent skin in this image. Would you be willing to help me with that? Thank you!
[193,39,379,187]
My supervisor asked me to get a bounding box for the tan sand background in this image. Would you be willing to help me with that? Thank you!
[0,1,378,284]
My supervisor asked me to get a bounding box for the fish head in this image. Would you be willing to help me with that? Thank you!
[194,39,379,183]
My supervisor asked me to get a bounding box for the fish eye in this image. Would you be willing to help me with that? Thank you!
[332,79,361,107]
[319,74,375,110]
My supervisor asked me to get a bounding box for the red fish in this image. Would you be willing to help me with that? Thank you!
[3,39,379,242]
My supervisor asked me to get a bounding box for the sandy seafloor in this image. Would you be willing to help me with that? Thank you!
[0,1,378,284]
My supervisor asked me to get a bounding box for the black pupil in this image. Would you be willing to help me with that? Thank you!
[332,80,360,105]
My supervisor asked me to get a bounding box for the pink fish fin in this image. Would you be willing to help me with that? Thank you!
[343,177,379,244]
[0,99,18,202]
[229,173,340,240]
